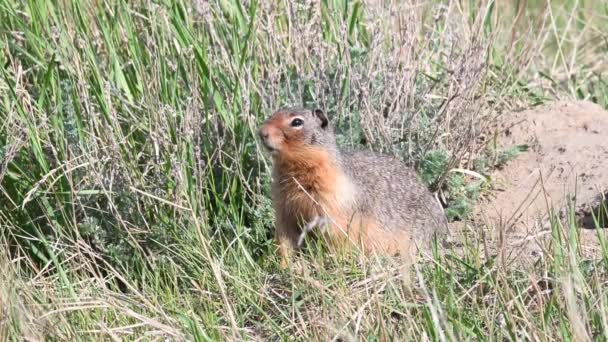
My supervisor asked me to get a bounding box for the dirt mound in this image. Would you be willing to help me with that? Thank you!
[473,100,608,263]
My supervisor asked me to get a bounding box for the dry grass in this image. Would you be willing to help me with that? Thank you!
[1,0,607,340]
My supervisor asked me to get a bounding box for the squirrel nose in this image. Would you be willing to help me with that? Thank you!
[259,127,269,140]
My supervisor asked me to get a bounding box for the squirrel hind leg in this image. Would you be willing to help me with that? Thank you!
[297,215,330,247]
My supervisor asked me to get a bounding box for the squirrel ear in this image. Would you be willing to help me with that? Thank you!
[314,109,329,129]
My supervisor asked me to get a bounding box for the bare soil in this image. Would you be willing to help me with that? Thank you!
[465,100,608,265]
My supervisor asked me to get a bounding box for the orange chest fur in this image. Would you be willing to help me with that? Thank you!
[272,149,349,221]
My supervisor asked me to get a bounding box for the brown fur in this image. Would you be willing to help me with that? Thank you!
[271,145,357,265]
[259,107,448,267]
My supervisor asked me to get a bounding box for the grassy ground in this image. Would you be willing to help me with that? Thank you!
[1,0,608,340]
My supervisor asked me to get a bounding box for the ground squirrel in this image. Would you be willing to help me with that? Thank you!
[259,107,449,267]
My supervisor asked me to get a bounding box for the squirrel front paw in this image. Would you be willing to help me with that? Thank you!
[297,215,330,247]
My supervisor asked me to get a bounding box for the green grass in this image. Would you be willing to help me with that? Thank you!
[1,0,608,340]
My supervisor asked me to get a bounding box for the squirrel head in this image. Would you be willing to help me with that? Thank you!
[259,107,335,157]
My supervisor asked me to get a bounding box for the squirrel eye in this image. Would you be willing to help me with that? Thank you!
[290,118,304,127]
